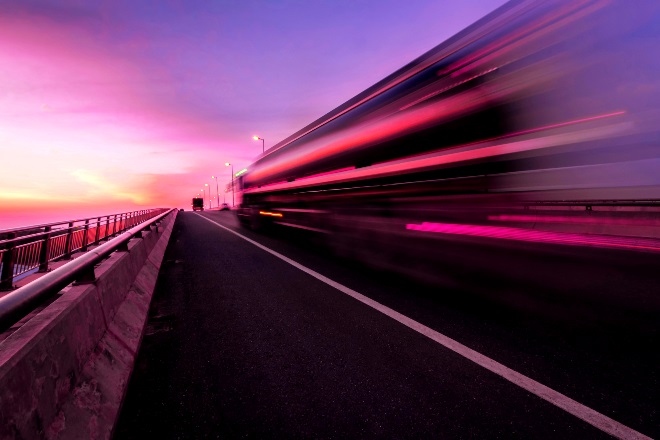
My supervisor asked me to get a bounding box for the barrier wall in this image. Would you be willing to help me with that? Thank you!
[0,210,177,440]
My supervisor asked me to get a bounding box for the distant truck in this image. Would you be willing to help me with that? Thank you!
[192,198,204,211]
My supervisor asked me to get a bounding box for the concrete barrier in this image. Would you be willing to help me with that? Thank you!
[0,210,177,440]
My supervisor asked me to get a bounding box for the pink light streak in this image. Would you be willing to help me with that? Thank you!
[295,166,356,182]
[499,111,626,139]
[488,214,660,227]
[244,107,627,196]
[406,222,660,253]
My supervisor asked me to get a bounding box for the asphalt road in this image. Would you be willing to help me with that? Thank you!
[114,211,659,439]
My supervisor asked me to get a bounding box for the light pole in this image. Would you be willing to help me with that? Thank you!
[225,162,234,207]
[253,135,265,153]
[201,188,205,207]
[205,183,209,209]
[211,175,220,208]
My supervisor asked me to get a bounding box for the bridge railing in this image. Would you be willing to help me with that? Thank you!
[0,209,168,291]
[0,208,175,331]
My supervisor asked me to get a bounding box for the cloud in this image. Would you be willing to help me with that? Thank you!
[1,0,510,225]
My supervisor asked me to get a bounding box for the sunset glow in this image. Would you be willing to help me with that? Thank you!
[0,0,507,229]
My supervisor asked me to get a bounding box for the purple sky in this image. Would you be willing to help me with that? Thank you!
[0,0,507,228]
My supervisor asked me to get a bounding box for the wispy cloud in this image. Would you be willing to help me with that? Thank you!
[1,0,508,225]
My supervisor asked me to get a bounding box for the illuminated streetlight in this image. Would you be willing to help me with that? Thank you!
[253,135,265,153]
[205,183,209,209]
[225,162,235,207]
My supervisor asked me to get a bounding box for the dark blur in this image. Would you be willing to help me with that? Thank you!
[234,0,660,308]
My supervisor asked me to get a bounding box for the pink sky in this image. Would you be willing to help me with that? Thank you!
[0,0,507,229]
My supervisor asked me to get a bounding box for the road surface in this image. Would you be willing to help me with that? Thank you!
[114,211,658,439]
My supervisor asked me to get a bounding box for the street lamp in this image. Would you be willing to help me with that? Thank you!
[225,162,234,207]
[201,188,205,207]
[253,135,265,153]
[205,183,209,209]
[211,175,220,208]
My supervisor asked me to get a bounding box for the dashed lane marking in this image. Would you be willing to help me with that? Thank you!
[196,213,650,440]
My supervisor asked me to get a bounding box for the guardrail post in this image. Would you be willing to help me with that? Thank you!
[0,233,16,291]
[63,222,74,260]
[117,239,129,252]
[73,266,96,285]
[81,220,90,252]
[38,227,52,272]
[103,216,110,241]
[94,217,101,245]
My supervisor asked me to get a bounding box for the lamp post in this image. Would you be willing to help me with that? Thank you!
[205,183,210,209]
[225,162,234,207]
[201,188,205,207]
[211,175,220,208]
[253,135,265,153]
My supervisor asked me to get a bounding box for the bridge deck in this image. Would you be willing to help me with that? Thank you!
[115,211,659,439]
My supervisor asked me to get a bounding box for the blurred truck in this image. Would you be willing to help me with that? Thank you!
[192,198,204,211]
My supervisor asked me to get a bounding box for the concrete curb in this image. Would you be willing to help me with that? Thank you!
[0,211,177,440]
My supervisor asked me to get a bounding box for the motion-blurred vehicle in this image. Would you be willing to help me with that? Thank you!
[192,198,204,211]
[220,203,230,211]
[235,0,660,283]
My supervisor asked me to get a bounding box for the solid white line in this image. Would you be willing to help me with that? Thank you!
[196,213,650,440]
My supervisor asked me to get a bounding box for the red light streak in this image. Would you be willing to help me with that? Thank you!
[437,0,597,77]
[400,67,499,111]
[248,105,625,191]
[296,167,356,181]
[503,111,626,139]
[254,180,289,190]
[245,109,627,196]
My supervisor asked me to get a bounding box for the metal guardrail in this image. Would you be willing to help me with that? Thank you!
[0,209,167,291]
[0,208,175,331]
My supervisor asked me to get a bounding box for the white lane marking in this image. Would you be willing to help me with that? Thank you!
[196,213,650,440]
